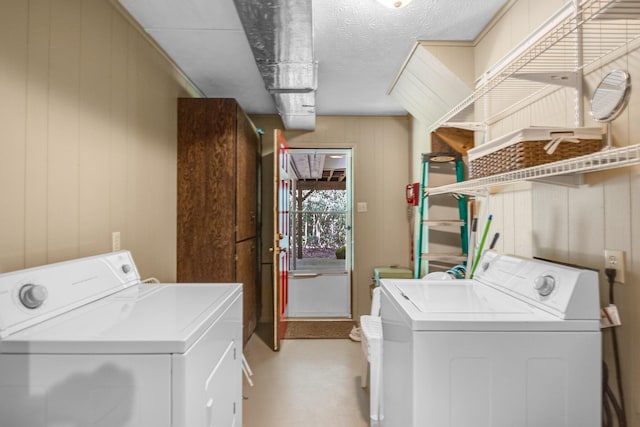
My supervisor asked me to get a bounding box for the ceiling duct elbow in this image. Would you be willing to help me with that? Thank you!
[233,0,316,130]
[274,92,316,130]
[263,61,318,93]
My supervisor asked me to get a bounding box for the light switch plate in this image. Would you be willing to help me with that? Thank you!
[357,202,368,213]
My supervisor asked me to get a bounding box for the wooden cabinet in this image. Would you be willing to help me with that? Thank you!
[177,98,259,346]
[235,238,257,342]
[236,110,258,242]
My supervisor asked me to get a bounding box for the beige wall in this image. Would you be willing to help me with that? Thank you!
[471,1,640,424]
[0,0,194,280]
[0,0,411,329]
[252,115,412,319]
[410,118,430,184]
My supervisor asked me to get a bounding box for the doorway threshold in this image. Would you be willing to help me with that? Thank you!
[284,318,355,339]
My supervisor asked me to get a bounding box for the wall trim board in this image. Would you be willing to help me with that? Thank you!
[108,0,204,98]
[414,41,476,48]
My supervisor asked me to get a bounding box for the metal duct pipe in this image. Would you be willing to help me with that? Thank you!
[233,0,317,130]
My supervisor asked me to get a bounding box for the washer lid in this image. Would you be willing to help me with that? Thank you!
[383,280,599,332]
[398,281,529,314]
[0,283,241,354]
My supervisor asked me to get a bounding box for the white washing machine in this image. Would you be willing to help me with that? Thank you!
[0,250,243,427]
[381,252,601,427]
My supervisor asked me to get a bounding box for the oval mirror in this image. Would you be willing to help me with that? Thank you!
[590,69,631,122]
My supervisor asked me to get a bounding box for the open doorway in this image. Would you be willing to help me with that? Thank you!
[286,149,352,319]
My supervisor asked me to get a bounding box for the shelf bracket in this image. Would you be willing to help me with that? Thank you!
[511,71,579,87]
[531,174,585,187]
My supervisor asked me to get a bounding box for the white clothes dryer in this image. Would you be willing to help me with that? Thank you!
[380,252,601,427]
[0,251,243,427]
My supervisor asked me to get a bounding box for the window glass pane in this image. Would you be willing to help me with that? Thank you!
[290,189,347,270]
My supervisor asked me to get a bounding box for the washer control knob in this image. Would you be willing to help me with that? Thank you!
[19,284,48,309]
[121,264,132,274]
[481,262,490,272]
[534,275,556,297]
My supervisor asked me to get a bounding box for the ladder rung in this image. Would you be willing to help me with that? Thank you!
[422,219,464,228]
[420,253,467,262]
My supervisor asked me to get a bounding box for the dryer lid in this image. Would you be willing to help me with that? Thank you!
[0,283,241,354]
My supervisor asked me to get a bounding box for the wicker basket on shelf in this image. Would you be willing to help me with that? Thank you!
[468,127,603,179]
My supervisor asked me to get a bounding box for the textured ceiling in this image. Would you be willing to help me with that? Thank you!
[119,0,507,117]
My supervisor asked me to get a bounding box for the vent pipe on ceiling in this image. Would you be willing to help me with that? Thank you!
[233,0,317,130]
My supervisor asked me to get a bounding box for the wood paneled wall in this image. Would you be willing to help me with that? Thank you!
[0,0,194,279]
[474,0,567,79]
[471,1,640,424]
[252,115,411,319]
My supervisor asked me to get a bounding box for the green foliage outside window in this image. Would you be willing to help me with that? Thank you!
[293,189,347,254]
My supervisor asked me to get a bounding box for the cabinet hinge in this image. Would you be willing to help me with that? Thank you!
[234,348,237,360]
[233,402,236,414]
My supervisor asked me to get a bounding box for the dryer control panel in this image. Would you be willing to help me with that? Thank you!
[474,252,599,320]
[0,251,140,338]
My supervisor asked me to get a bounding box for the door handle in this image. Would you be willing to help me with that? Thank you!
[292,273,320,278]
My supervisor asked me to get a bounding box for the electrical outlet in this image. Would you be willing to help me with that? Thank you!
[112,232,121,252]
[604,249,625,284]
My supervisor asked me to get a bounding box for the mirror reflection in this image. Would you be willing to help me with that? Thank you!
[590,69,631,122]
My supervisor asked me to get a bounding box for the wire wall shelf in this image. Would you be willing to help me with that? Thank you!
[426,143,640,196]
[427,0,640,133]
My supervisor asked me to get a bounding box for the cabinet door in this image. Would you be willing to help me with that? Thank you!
[236,238,257,345]
[177,98,236,283]
[235,106,258,242]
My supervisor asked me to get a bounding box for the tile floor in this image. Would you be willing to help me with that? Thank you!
[242,335,370,427]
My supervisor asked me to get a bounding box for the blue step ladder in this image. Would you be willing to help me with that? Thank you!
[414,152,468,278]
